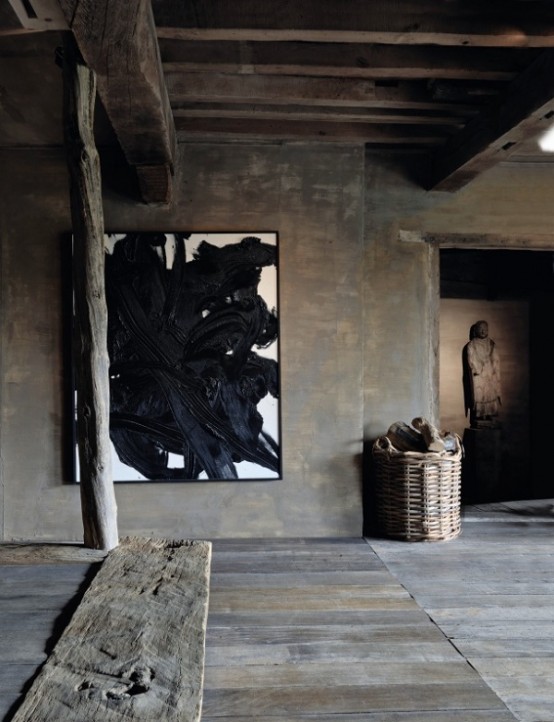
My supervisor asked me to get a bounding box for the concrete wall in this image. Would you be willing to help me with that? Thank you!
[362,156,554,440]
[362,156,554,507]
[2,145,554,542]
[0,143,365,541]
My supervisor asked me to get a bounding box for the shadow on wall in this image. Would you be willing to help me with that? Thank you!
[362,438,381,538]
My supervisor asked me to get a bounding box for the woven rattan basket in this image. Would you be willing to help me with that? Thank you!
[372,435,463,541]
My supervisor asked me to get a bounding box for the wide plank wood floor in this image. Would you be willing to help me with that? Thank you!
[370,503,554,722]
[202,537,515,721]
[0,545,106,721]
[2,508,552,722]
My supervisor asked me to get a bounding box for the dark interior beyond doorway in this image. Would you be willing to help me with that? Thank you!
[440,249,554,502]
[441,249,554,301]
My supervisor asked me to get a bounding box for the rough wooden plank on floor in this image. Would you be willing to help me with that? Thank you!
[10,537,211,722]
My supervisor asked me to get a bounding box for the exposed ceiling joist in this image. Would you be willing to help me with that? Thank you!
[173,117,451,145]
[159,41,538,81]
[59,0,176,204]
[165,73,490,111]
[3,2,554,194]
[152,0,554,47]
[171,104,468,127]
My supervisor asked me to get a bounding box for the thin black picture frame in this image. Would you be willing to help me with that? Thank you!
[73,231,281,482]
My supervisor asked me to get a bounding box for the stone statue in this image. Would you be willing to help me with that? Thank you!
[462,320,502,428]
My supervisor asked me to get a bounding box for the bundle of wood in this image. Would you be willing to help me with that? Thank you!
[385,417,458,454]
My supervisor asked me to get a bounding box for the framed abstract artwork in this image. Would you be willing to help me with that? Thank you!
[74,231,281,482]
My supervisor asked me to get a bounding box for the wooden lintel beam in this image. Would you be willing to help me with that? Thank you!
[59,0,176,204]
[153,0,554,47]
[425,50,554,191]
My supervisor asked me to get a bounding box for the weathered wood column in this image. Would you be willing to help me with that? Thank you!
[63,34,118,550]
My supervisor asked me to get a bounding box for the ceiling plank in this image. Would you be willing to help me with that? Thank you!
[153,0,554,47]
[172,103,468,127]
[59,0,176,204]
[165,73,488,112]
[425,50,554,191]
[173,117,448,145]
[159,41,538,81]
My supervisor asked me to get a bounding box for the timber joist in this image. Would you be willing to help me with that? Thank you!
[4,0,554,192]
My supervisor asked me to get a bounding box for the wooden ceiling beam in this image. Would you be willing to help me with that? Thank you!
[59,0,176,204]
[172,103,468,127]
[173,117,449,145]
[160,41,538,81]
[425,50,554,191]
[153,0,554,47]
[165,73,485,112]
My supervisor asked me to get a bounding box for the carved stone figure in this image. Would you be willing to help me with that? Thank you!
[462,320,502,428]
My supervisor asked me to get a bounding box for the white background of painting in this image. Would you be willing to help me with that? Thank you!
[96,232,280,482]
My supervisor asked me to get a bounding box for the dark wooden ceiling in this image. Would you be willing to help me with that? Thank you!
[3,1,554,201]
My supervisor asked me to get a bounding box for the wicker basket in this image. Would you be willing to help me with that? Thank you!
[372,435,463,541]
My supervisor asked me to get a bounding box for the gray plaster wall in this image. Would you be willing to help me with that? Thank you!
[2,145,554,542]
[0,143,365,541]
[362,156,554,444]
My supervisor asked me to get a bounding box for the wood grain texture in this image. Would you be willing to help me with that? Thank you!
[152,0,554,47]
[60,0,176,203]
[370,511,554,722]
[10,537,211,722]
[62,33,118,550]
[202,538,515,721]
[159,41,535,80]
[4,527,548,721]
[0,556,98,719]
[0,544,107,565]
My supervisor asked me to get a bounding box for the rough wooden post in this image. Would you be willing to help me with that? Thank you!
[63,34,118,550]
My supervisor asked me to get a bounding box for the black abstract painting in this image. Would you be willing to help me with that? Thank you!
[75,232,280,482]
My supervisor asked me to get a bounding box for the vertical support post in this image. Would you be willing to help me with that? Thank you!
[62,34,118,550]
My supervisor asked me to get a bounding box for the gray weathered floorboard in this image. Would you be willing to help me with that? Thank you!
[210,569,394,586]
[0,556,97,719]
[0,545,107,565]
[202,682,508,716]
[205,641,471,666]
[205,659,483,686]
[206,608,431,626]
[5,522,549,722]
[369,514,554,722]
[202,538,515,721]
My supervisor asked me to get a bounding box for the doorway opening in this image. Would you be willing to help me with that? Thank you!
[439,248,554,503]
